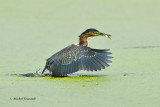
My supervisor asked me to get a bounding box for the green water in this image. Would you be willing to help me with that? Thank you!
[0,0,160,107]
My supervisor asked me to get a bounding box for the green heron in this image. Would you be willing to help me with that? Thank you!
[42,28,113,76]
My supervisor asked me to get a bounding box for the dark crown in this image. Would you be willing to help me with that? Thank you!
[81,28,99,35]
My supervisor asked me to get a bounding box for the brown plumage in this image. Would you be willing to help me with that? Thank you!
[79,32,94,46]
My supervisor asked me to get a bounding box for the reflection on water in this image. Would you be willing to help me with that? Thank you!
[125,46,160,49]
[5,73,107,78]
[5,67,108,78]
[5,73,35,77]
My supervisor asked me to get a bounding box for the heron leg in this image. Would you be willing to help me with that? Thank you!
[42,65,47,74]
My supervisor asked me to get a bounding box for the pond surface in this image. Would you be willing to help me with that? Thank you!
[0,0,160,107]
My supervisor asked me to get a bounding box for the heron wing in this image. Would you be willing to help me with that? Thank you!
[46,44,113,76]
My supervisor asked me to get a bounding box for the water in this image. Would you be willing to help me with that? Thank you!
[0,0,160,107]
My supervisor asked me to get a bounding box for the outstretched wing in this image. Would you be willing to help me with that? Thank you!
[46,44,113,76]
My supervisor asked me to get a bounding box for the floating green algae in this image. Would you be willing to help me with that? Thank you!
[0,0,160,107]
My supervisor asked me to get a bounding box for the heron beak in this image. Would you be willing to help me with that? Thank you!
[99,33,111,39]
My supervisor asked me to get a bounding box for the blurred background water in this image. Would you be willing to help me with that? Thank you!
[0,0,160,107]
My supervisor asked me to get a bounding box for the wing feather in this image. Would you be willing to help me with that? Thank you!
[92,57,101,70]
[46,44,113,76]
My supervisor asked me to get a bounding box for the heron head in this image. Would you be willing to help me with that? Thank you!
[80,28,111,39]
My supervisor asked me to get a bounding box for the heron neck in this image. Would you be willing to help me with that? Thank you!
[79,35,89,46]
